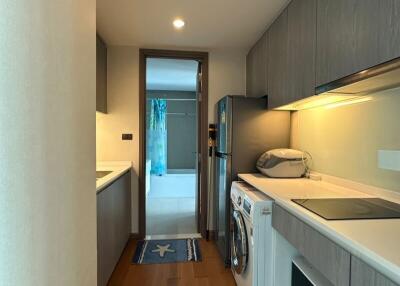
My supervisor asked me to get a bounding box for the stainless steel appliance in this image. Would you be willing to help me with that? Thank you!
[292,198,400,220]
[215,95,290,265]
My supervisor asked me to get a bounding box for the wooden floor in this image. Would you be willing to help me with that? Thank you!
[108,238,236,286]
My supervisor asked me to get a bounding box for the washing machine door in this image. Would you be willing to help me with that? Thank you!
[231,209,248,274]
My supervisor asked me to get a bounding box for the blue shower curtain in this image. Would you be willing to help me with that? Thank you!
[147,99,167,175]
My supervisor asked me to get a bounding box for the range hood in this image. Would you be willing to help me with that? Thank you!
[316,57,400,95]
[276,57,400,110]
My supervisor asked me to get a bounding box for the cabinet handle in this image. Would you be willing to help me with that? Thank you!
[262,208,272,215]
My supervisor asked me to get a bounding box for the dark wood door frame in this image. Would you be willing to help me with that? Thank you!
[139,49,209,238]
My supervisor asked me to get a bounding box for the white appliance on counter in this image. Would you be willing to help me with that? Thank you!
[256,149,307,178]
[230,181,274,286]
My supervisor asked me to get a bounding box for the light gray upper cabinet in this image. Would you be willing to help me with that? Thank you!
[96,34,107,113]
[351,256,399,286]
[316,0,400,87]
[267,9,288,109]
[246,32,268,98]
[287,0,316,102]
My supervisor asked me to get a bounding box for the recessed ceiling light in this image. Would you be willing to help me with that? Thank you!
[173,19,185,29]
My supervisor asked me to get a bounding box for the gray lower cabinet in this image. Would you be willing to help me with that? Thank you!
[316,0,400,87]
[287,0,316,102]
[267,8,288,109]
[351,256,399,286]
[97,172,131,286]
[272,204,351,286]
[246,32,268,98]
[96,34,107,113]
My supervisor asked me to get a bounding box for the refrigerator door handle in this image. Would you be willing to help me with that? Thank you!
[215,152,229,159]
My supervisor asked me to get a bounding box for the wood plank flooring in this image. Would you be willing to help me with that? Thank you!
[108,238,236,286]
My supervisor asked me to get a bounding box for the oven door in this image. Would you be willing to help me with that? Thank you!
[231,208,248,275]
[292,257,333,286]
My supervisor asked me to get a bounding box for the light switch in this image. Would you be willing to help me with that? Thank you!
[122,134,133,140]
[378,150,400,171]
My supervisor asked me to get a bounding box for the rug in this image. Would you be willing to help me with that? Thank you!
[132,238,202,264]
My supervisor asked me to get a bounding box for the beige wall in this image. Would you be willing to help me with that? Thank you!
[96,46,140,232]
[209,49,247,122]
[0,0,97,285]
[96,46,246,233]
[291,87,400,192]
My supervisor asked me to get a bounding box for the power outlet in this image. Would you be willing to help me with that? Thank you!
[378,150,400,171]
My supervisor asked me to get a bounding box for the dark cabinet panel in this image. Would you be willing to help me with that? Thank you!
[267,9,288,109]
[248,0,400,108]
[351,256,399,286]
[96,35,107,113]
[246,32,268,98]
[377,1,400,63]
[316,0,381,86]
[287,0,316,102]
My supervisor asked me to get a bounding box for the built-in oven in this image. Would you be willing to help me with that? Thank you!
[292,257,333,286]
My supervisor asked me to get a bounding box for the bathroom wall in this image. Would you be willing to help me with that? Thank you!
[147,90,197,171]
[291,87,400,192]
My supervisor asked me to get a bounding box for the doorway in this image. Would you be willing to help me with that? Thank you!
[139,49,209,239]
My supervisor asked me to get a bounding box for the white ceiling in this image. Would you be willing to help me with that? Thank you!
[146,58,198,91]
[96,0,289,49]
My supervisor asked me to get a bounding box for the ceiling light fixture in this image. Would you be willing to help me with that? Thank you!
[173,19,185,29]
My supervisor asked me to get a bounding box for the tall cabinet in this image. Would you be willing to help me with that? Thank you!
[267,9,288,109]
[287,0,316,103]
[246,32,268,98]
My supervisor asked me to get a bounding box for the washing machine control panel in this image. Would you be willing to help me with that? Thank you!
[243,199,252,216]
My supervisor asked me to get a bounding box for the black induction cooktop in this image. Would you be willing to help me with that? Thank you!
[292,198,400,220]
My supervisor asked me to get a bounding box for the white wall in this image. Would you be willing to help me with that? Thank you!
[96,46,246,233]
[0,1,97,285]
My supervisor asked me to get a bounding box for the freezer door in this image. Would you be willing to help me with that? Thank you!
[216,97,232,154]
[215,152,232,265]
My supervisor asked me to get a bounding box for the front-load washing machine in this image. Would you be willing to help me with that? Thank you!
[230,181,274,286]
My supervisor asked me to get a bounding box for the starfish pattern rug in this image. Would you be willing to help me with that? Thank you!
[132,238,202,264]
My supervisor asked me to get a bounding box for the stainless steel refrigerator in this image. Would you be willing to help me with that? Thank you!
[214,95,290,266]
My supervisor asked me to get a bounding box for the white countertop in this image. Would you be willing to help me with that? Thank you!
[238,173,400,285]
[96,161,132,193]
